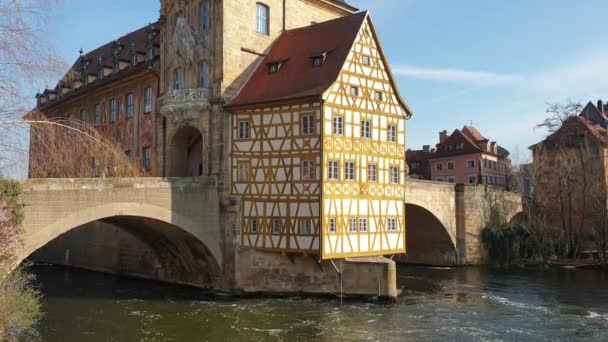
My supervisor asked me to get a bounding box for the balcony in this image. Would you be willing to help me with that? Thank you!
[159,88,212,126]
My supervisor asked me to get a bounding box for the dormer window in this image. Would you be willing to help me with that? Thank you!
[362,56,370,66]
[311,53,327,68]
[268,62,282,74]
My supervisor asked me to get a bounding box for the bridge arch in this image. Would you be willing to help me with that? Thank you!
[19,202,223,287]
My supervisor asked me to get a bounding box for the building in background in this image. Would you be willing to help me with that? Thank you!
[407,126,510,189]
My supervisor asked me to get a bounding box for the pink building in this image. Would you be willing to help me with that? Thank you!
[407,126,510,189]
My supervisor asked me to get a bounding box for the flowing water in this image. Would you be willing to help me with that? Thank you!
[19,265,608,342]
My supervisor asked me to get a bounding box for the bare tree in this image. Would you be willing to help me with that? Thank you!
[536,100,582,134]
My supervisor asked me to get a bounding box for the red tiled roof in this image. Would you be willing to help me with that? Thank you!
[461,125,486,142]
[227,12,368,108]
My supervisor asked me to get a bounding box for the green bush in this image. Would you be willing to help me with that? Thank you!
[481,224,537,268]
[0,268,41,341]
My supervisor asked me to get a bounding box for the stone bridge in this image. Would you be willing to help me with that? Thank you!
[16,177,522,291]
[403,179,523,265]
[19,177,229,288]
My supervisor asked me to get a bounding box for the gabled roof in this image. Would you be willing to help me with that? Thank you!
[433,126,506,158]
[227,12,367,108]
[531,115,608,149]
[461,125,487,142]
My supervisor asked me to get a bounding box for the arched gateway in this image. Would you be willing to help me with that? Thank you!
[18,177,224,288]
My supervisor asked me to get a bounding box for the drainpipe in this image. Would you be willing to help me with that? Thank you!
[282,0,286,31]
[330,260,343,305]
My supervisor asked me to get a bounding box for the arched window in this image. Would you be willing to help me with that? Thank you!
[174,67,184,90]
[199,61,209,88]
[256,3,269,35]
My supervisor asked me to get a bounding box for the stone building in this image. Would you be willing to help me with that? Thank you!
[28,0,411,296]
[530,100,608,254]
[407,126,510,189]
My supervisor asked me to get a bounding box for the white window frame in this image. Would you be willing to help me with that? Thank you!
[333,116,343,135]
[344,162,355,181]
[390,166,399,184]
[436,162,443,171]
[329,160,339,180]
[467,160,475,168]
[272,218,280,235]
[349,218,357,233]
[448,176,456,183]
[374,91,383,101]
[109,98,117,123]
[94,104,101,126]
[302,114,314,135]
[126,92,134,119]
[388,124,397,142]
[362,55,370,66]
[468,175,477,184]
[237,162,249,182]
[329,218,336,233]
[301,160,315,180]
[350,86,359,96]
[256,3,270,35]
[174,67,184,90]
[238,120,250,139]
[144,86,153,113]
[361,120,371,139]
[299,219,311,235]
[447,162,454,170]
[368,164,377,182]
[359,218,368,232]
[251,218,258,233]
[387,218,397,232]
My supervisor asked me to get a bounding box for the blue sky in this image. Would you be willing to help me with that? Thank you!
[45,0,608,162]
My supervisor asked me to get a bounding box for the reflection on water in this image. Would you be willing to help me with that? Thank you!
[20,265,608,342]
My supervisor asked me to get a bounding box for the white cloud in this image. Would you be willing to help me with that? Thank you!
[392,64,523,87]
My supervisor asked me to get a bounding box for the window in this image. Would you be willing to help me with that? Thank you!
[80,109,87,124]
[329,161,339,180]
[272,218,280,235]
[200,0,210,31]
[113,60,119,73]
[387,218,397,232]
[361,120,371,139]
[302,114,314,135]
[362,55,370,66]
[312,55,325,67]
[131,52,138,66]
[359,218,368,232]
[388,124,397,142]
[467,160,475,168]
[468,175,476,184]
[299,219,311,235]
[251,218,258,233]
[436,177,444,182]
[301,160,315,180]
[94,104,101,126]
[374,91,383,101]
[447,162,454,170]
[344,162,355,181]
[436,162,443,171]
[174,68,184,90]
[109,98,117,123]
[238,162,249,182]
[144,87,153,113]
[142,147,151,171]
[448,176,455,183]
[256,3,270,35]
[350,86,359,96]
[147,45,154,62]
[390,166,399,184]
[411,161,419,170]
[329,218,336,233]
[368,164,377,182]
[268,62,281,74]
[333,116,343,135]
[238,121,250,139]
[349,218,357,233]
[199,61,209,88]
[126,92,134,119]
[483,159,488,168]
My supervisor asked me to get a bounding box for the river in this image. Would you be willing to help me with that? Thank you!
[19,265,608,341]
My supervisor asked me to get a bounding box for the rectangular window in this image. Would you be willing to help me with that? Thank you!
[329,161,339,180]
[333,116,343,135]
[272,218,280,235]
[174,68,184,90]
[109,98,117,123]
[94,104,101,126]
[388,124,397,142]
[467,160,475,168]
[447,162,454,170]
[126,92,134,119]
[387,218,397,232]
[199,61,209,88]
[349,218,357,233]
[344,162,355,181]
[301,160,315,180]
[368,164,377,182]
[361,120,371,139]
[350,86,359,96]
[484,159,488,168]
[238,162,249,182]
[374,91,383,101]
[200,0,210,31]
[256,3,269,35]
[468,175,476,184]
[144,87,153,113]
[238,121,250,139]
[80,110,87,124]
[390,166,399,184]
[329,218,336,233]
[448,176,455,183]
[142,147,151,171]
[299,219,311,235]
[359,218,368,232]
[251,218,258,233]
[362,55,370,66]
[302,114,314,135]
[436,177,444,182]
[436,162,443,171]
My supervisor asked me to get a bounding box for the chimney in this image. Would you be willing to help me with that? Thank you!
[439,130,449,144]
[422,145,430,152]
[598,100,604,113]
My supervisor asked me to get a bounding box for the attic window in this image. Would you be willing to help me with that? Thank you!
[268,62,282,74]
[311,53,327,68]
